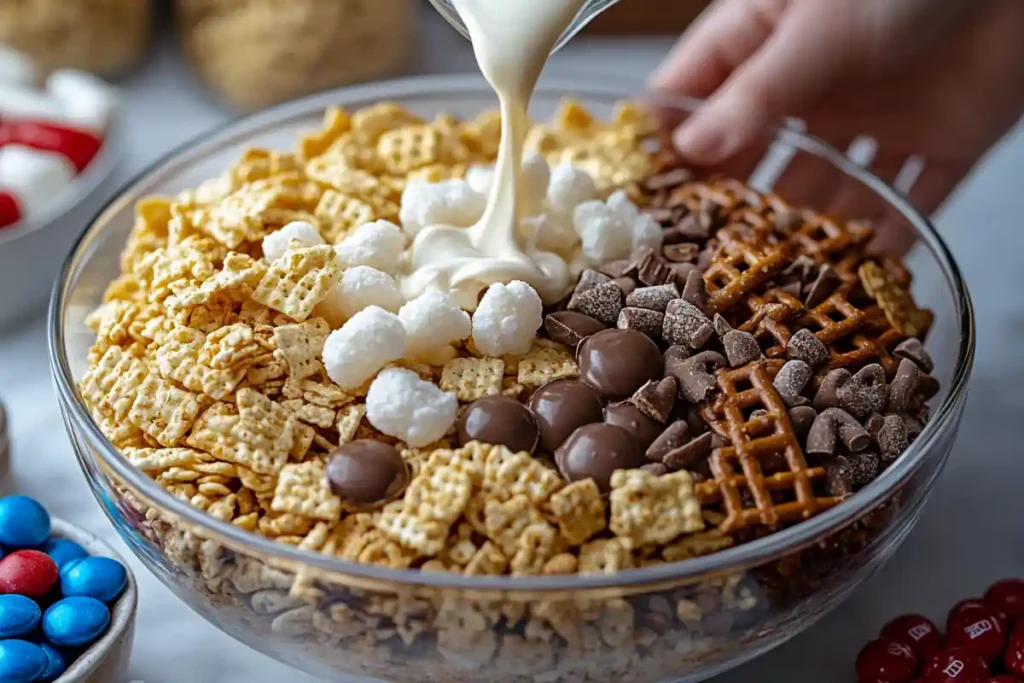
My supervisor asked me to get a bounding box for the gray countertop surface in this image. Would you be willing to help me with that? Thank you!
[1,15,1021,683]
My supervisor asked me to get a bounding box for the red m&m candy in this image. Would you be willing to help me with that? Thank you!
[987,677,1023,683]
[883,614,943,661]
[986,580,1024,624]
[949,599,1008,635]
[920,647,989,683]
[947,605,1007,664]
[1005,620,1024,677]
[0,550,58,597]
[857,637,919,683]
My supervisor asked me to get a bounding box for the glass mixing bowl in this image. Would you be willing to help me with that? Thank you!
[49,75,974,683]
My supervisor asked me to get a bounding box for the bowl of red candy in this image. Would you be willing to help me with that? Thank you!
[856,578,1024,683]
[0,46,120,328]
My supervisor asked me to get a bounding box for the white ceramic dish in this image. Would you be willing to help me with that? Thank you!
[49,517,137,683]
[0,124,121,330]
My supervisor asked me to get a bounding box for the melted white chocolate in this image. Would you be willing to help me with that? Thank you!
[402,0,587,311]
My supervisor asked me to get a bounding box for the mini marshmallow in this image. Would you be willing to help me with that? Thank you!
[464,164,495,195]
[399,179,486,236]
[46,69,119,133]
[521,211,578,255]
[0,145,74,219]
[399,290,471,360]
[0,46,36,86]
[262,221,325,262]
[332,266,404,319]
[548,163,597,214]
[333,220,405,273]
[607,190,664,252]
[519,153,551,215]
[471,280,543,357]
[573,199,632,264]
[322,306,406,389]
[365,367,458,447]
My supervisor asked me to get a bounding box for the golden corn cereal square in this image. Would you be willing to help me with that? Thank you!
[273,319,330,381]
[351,102,422,141]
[609,470,704,546]
[253,244,342,321]
[271,461,343,522]
[192,389,295,475]
[546,479,607,545]
[376,508,449,557]
[281,399,336,429]
[402,464,473,525]
[127,374,203,447]
[482,495,545,557]
[313,190,377,243]
[300,107,352,160]
[376,125,442,175]
[516,346,578,387]
[336,404,366,444]
[199,323,262,369]
[578,538,634,575]
[123,447,203,474]
[439,357,504,402]
[661,531,735,563]
[463,541,508,576]
[509,522,560,576]
[483,449,563,505]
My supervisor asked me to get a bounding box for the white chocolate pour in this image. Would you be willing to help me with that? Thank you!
[402,0,587,311]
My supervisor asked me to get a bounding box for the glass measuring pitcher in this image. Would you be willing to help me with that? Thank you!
[427,0,621,54]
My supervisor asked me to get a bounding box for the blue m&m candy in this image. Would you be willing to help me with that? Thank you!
[35,642,66,682]
[60,556,127,604]
[0,639,47,682]
[0,497,50,548]
[0,595,41,638]
[43,597,110,647]
[39,538,88,571]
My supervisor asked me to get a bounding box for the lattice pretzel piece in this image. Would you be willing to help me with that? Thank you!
[696,361,843,532]
[703,230,791,315]
[731,287,805,358]
[798,292,903,378]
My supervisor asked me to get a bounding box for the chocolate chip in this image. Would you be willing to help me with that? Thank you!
[599,259,636,279]
[780,282,803,298]
[574,269,612,294]
[864,412,885,437]
[664,431,717,472]
[893,337,934,373]
[876,414,909,464]
[896,411,924,437]
[631,377,678,423]
[669,350,727,403]
[626,284,679,312]
[813,368,852,411]
[773,360,812,403]
[680,268,708,313]
[644,167,694,192]
[663,299,714,349]
[645,420,690,462]
[617,307,664,340]
[662,242,700,263]
[806,407,871,456]
[847,451,880,488]
[780,255,816,286]
[555,423,646,492]
[327,441,410,507]
[698,197,721,232]
[696,245,716,272]
[722,330,762,367]
[918,373,940,401]
[837,364,888,418]
[614,277,637,296]
[887,358,920,412]
[544,311,606,350]
[804,265,842,309]
[457,395,540,454]
[825,456,853,496]
[685,404,708,436]
[786,329,830,369]
[637,248,674,286]
[788,405,817,436]
[640,462,669,477]
[529,379,605,452]
[604,402,664,451]
[578,328,664,399]
[567,281,624,326]
[676,213,709,240]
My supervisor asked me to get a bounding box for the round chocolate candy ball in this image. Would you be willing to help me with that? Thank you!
[528,379,604,452]
[577,328,663,399]
[555,423,646,492]
[457,396,539,454]
[604,401,663,451]
[326,440,410,507]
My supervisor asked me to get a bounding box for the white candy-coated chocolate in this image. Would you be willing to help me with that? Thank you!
[0,145,75,218]
[0,46,36,87]
[46,69,119,133]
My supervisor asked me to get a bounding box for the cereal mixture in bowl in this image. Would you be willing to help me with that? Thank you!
[52,77,972,682]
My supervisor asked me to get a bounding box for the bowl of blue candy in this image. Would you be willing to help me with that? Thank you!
[0,495,136,682]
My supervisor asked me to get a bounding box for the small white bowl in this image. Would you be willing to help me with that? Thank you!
[50,517,137,683]
[0,124,121,329]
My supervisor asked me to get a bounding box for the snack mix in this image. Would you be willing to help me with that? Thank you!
[78,99,940,681]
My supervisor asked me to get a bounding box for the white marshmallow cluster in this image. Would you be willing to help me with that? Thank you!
[399,290,472,361]
[366,367,458,447]
[322,306,406,390]
[333,220,405,273]
[399,180,487,236]
[262,221,324,262]
[471,280,543,357]
[574,189,663,263]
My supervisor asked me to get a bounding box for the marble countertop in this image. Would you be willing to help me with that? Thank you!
[1,16,1021,683]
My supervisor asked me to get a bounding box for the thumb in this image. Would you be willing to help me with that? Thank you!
[674,1,859,165]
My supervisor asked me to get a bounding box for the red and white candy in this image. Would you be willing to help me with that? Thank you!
[0,49,117,230]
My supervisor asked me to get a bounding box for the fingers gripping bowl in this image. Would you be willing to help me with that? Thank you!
[49,76,973,682]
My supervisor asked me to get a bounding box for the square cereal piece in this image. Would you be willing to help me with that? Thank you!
[510,522,561,576]
[199,323,262,369]
[253,245,342,321]
[661,531,734,563]
[273,319,330,381]
[482,495,545,556]
[271,460,342,522]
[609,470,704,546]
[190,388,296,475]
[124,447,203,474]
[300,107,352,160]
[376,125,442,175]
[80,346,151,422]
[546,479,607,545]
[281,399,336,429]
[517,346,578,388]
[291,421,316,460]
[351,102,422,141]
[336,404,366,444]
[483,448,563,505]
[376,507,449,557]
[403,463,474,525]
[313,190,376,243]
[440,357,504,402]
[578,538,634,575]
[463,541,508,576]
[127,374,203,447]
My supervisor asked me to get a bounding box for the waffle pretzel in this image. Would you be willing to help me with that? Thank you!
[703,230,791,315]
[696,361,843,532]
[731,287,805,358]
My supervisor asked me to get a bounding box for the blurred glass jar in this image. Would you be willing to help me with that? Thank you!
[177,0,416,111]
[0,0,152,77]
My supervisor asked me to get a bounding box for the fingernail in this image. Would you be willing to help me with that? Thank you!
[673,123,727,164]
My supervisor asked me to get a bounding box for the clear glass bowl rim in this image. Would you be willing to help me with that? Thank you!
[48,73,976,592]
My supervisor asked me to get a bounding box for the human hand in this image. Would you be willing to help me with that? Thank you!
[650,0,1024,254]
